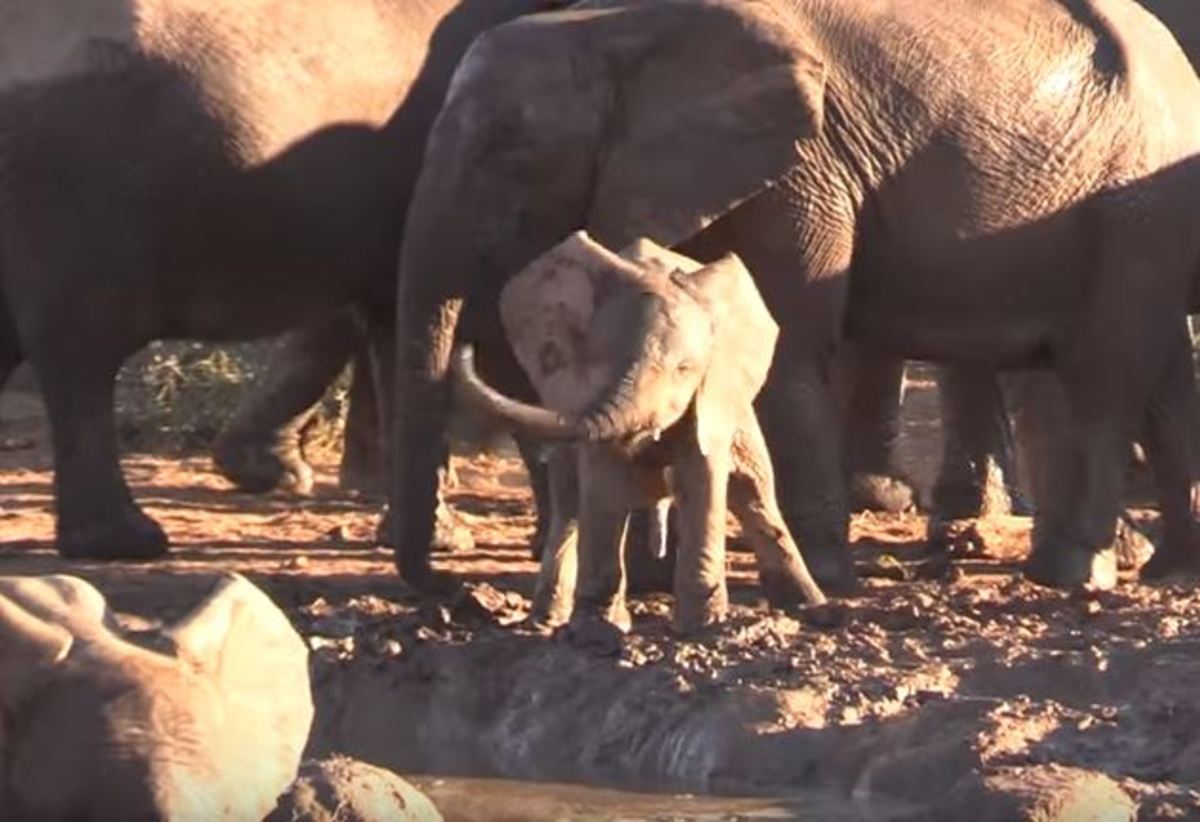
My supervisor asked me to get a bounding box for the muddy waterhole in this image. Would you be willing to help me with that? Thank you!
[2,380,1199,820]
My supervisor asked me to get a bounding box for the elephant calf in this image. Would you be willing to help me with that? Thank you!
[456,233,825,635]
[0,573,312,820]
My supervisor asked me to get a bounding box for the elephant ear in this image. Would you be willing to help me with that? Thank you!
[683,254,779,456]
[583,0,827,249]
[165,573,312,785]
[500,230,648,414]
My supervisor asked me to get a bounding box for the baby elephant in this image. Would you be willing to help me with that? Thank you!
[455,232,825,635]
[0,573,313,820]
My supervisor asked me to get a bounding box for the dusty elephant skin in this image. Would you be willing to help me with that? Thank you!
[457,233,826,634]
[0,0,565,563]
[268,756,443,822]
[0,572,312,820]
[842,0,1200,576]
[389,0,1200,595]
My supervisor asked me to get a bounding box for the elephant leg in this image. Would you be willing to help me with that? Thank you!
[841,347,916,514]
[38,350,166,559]
[530,445,580,627]
[1024,252,1177,589]
[213,310,361,495]
[0,292,22,393]
[930,365,1023,522]
[514,434,554,561]
[728,418,826,609]
[364,321,474,553]
[689,181,857,594]
[339,345,382,496]
[672,442,732,634]
[569,444,634,633]
[1139,324,1200,579]
[624,503,677,595]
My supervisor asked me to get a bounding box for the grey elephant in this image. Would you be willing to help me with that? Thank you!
[388,0,1200,594]
[843,0,1200,551]
[0,573,312,819]
[0,0,566,562]
[456,233,826,632]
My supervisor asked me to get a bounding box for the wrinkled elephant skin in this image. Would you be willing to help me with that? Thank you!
[391,0,1200,593]
[0,0,562,562]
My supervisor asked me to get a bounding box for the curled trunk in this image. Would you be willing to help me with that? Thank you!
[453,346,650,444]
[453,346,579,440]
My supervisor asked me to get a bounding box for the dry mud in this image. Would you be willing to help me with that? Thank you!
[2,384,1199,820]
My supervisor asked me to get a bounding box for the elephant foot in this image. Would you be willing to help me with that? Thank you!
[848,472,916,514]
[759,559,826,610]
[562,609,629,656]
[1114,515,1154,572]
[58,509,169,561]
[671,585,729,636]
[1139,550,1200,582]
[1023,543,1118,591]
[928,517,986,557]
[213,433,314,496]
[530,588,573,629]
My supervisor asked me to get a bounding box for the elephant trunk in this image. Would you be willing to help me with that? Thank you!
[575,363,655,443]
[453,346,579,440]
[454,346,654,444]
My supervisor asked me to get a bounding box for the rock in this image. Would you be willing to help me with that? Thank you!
[268,756,443,822]
[931,766,1136,821]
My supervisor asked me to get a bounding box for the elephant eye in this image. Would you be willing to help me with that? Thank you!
[675,360,694,374]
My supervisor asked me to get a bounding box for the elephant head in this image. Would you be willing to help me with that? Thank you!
[391,0,826,576]
[455,232,779,456]
[0,573,313,821]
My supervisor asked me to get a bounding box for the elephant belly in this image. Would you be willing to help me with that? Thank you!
[845,213,1094,367]
[0,45,416,343]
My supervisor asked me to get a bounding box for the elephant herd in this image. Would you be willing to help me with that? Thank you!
[3,0,1200,630]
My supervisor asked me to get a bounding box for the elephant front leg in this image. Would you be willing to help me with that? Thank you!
[697,179,858,594]
[671,443,733,634]
[530,445,580,628]
[1139,325,1200,579]
[40,359,167,559]
[728,419,826,609]
[569,445,634,633]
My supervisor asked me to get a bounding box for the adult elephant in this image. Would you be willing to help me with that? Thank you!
[0,0,563,560]
[842,0,1200,541]
[389,0,1200,592]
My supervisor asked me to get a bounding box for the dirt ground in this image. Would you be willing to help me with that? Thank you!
[2,379,1200,820]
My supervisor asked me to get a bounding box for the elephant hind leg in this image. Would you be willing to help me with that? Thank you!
[213,310,361,496]
[1138,325,1200,580]
[728,419,827,608]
